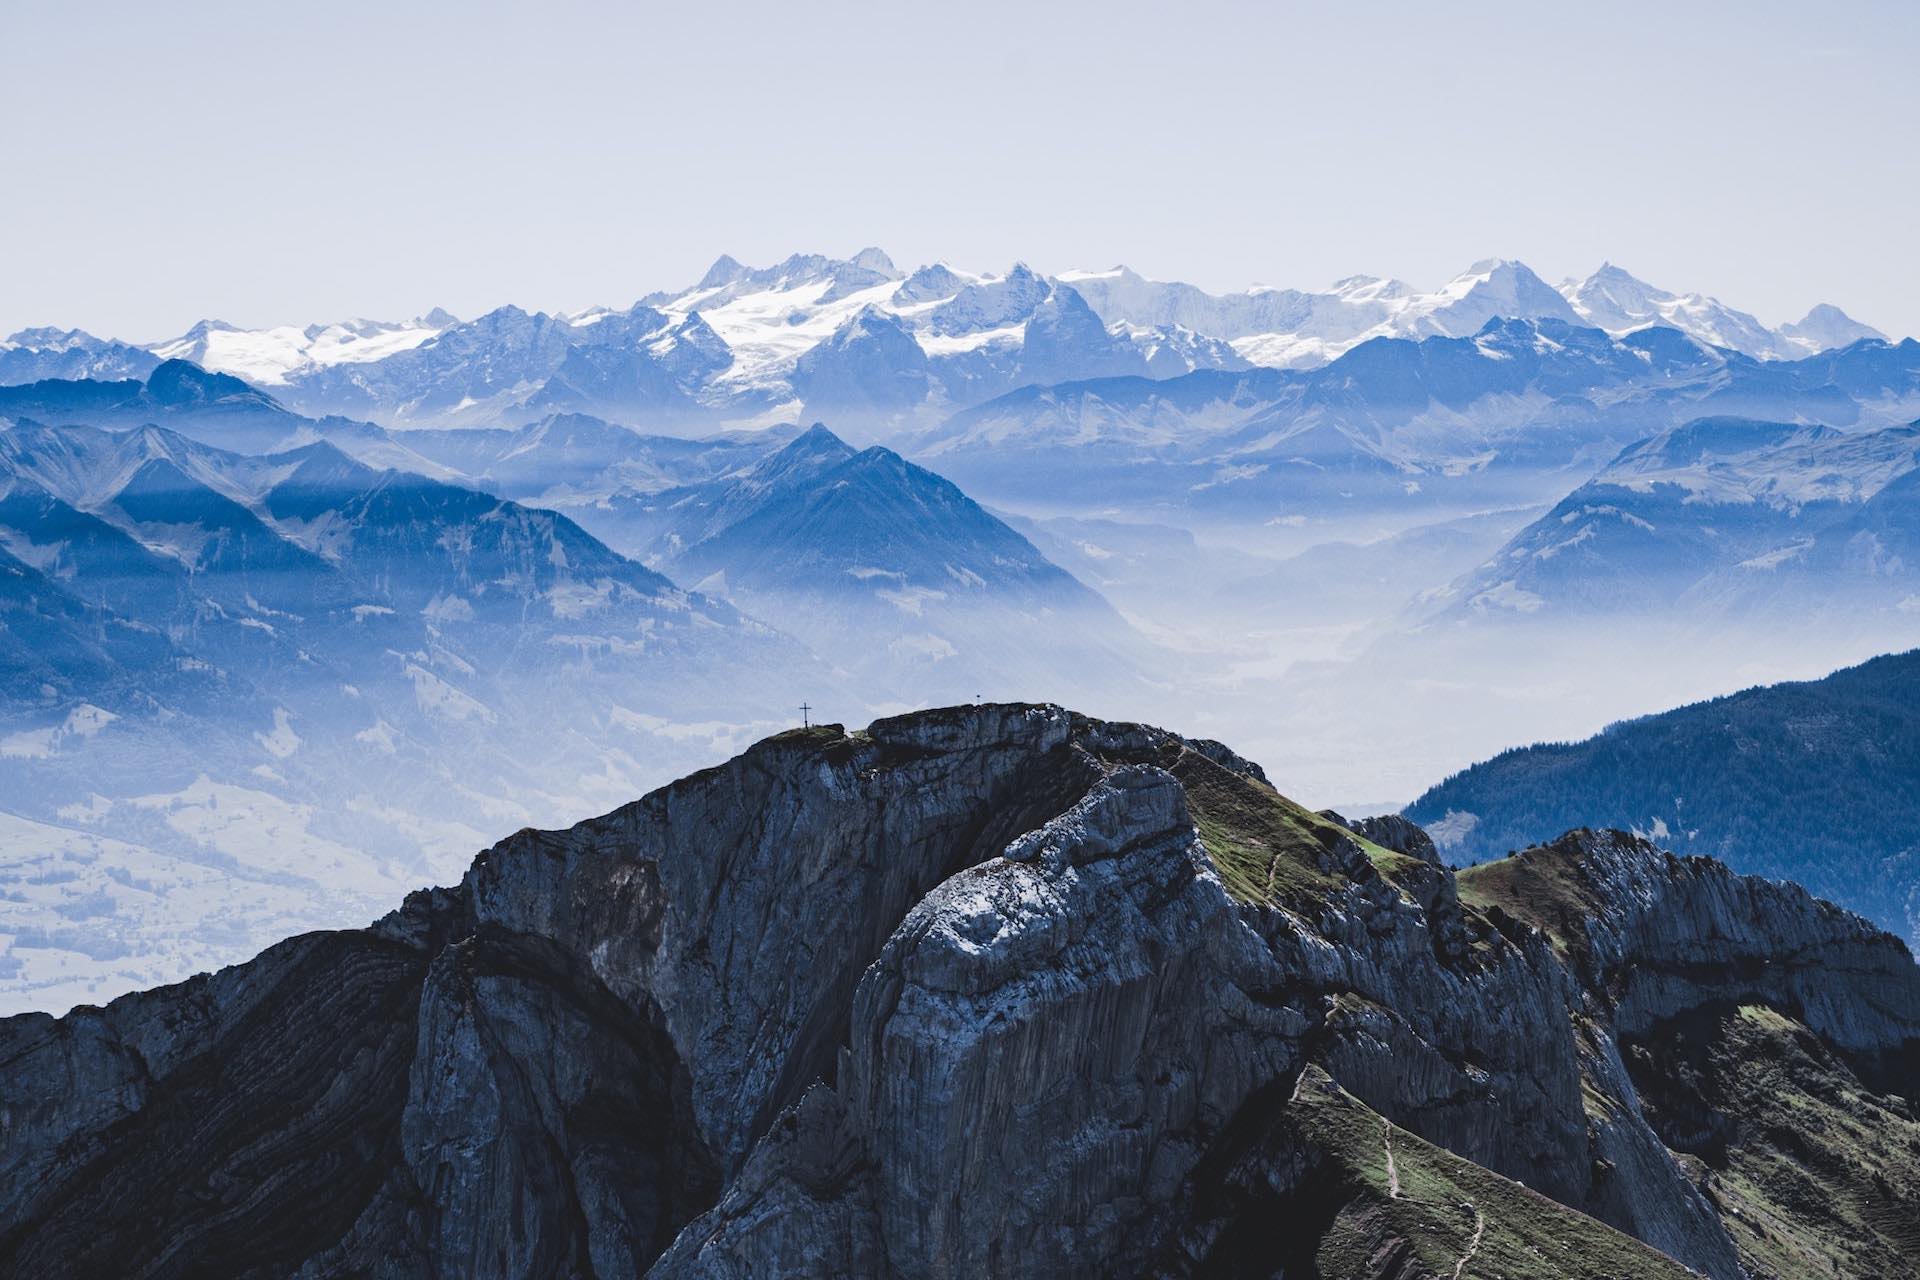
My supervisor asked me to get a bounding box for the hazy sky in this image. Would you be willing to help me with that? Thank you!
[4,0,1916,341]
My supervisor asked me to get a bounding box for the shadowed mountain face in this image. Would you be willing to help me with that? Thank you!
[0,360,322,454]
[574,421,862,557]
[1436,416,1920,629]
[1405,648,1920,947]
[670,429,1102,608]
[0,422,760,696]
[1,704,1914,1278]
[571,425,1151,706]
[0,359,441,469]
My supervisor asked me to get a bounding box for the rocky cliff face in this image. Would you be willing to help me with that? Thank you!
[2,704,1916,1278]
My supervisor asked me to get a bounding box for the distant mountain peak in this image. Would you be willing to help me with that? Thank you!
[114,452,195,491]
[1460,258,1555,287]
[716,422,859,496]
[667,310,727,347]
[1559,264,1791,356]
[894,262,971,305]
[469,302,539,326]
[1462,257,1519,276]
[1329,273,1402,293]
[144,358,263,406]
[787,422,852,453]
[1453,259,1565,294]
[849,247,901,278]
[1058,264,1135,283]
[262,438,387,507]
[698,254,750,290]
[1389,258,1583,338]
[925,265,1055,337]
[1780,303,1886,353]
[4,326,97,350]
[842,441,913,473]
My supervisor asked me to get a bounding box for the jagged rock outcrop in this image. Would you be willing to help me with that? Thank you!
[2,704,1916,1278]
[1321,809,1441,866]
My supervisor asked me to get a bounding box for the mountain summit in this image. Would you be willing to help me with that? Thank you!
[591,425,1144,704]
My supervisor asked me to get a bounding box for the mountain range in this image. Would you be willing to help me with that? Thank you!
[2,254,1895,433]
[22,316,1920,559]
[0,358,440,466]
[3,704,1915,1277]
[9,317,1920,812]
[572,424,1147,704]
[1432,415,1920,632]
[916,316,1920,540]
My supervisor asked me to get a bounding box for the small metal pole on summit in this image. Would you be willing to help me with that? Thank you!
[799,703,811,729]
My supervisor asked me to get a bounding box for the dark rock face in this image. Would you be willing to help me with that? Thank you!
[1321,808,1441,865]
[2,704,1917,1278]
[0,932,426,1278]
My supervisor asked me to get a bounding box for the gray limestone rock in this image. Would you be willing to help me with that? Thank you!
[2,704,1915,1279]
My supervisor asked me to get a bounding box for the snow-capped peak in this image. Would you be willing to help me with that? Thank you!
[1559,262,1670,322]
[697,254,751,290]
[1559,263,1784,356]
[848,247,902,279]
[923,264,1053,337]
[1388,259,1582,339]
[1056,265,1138,285]
[3,326,111,353]
[1779,303,1886,355]
[149,311,451,386]
[1328,275,1414,304]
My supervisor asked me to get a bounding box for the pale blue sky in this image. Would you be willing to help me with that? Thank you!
[3,0,1915,341]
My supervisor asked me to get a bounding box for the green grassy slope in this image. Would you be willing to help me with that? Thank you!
[1623,1001,1920,1279]
[1274,1067,1697,1280]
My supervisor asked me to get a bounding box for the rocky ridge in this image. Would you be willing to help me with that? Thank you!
[1,703,1916,1278]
